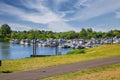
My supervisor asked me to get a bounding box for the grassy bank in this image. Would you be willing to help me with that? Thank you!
[0,44,120,74]
[43,63,120,80]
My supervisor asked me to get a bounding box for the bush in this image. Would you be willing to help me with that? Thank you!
[3,37,11,42]
[1,70,13,73]
[67,49,86,55]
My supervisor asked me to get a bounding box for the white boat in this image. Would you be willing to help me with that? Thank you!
[10,39,19,44]
[24,40,31,46]
[20,39,25,45]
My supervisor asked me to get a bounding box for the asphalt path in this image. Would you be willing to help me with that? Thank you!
[0,56,120,80]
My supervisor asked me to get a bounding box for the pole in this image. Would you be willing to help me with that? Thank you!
[33,39,37,56]
[33,39,35,55]
[55,41,59,55]
[34,38,36,55]
[33,31,37,56]
[0,60,1,66]
[55,45,58,55]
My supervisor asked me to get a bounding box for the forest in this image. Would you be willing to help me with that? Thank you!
[0,24,120,42]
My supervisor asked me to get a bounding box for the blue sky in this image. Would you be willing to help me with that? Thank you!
[0,0,120,32]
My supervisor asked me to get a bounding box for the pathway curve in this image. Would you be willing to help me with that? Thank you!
[0,56,120,80]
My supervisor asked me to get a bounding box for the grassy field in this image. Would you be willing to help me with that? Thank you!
[0,44,120,74]
[43,63,120,80]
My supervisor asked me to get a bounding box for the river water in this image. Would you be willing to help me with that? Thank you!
[0,43,71,60]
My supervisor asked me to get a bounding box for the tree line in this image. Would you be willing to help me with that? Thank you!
[0,24,120,42]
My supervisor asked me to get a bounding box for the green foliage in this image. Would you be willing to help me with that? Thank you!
[4,37,11,42]
[79,28,87,39]
[1,70,13,73]
[60,30,78,39]
[87,28,94,39]
[0,24,120,42]
[67,49,85,55]
[0,24,11,35]
[0,24,12,41]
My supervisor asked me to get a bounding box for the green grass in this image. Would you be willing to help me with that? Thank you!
[43,63,120,80]
[0,44,120,74]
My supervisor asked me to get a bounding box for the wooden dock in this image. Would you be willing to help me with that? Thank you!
[30,55,54,57]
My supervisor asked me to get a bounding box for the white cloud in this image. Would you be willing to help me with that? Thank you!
[8,23,33,31]
[20,1,63,24]
[1,0,120,32]
[21,12,61,24]
[115,10,120,18]
[0,1,62,24]
[92,24,120,32]
[58,10,75,18]
[47,21,78,32]
[0,23,32,32]
[0,2,24,16]
[0,0,77,32]
[72,0,120,21]
[0,23,34,31]
[74,0,90,9]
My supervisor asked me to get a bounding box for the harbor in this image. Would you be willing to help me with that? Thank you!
[0,37,120,60]
[10,37,120,49]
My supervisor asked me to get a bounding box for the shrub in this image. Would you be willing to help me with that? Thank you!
[1,70,13,73]
[67,49,85,55]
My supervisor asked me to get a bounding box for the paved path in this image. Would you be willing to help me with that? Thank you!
[0,56,120,80]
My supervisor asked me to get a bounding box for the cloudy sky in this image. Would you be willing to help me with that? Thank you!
[0,0,120,32]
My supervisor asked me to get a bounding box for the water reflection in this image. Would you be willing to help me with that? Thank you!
[0,43,71,60]
[0,43,11,59]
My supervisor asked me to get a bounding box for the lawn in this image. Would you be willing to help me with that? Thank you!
[0,44,120,74]
[43,63,120,80]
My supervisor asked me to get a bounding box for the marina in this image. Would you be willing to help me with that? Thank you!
[1,37,120,60]
[9,37,120,49]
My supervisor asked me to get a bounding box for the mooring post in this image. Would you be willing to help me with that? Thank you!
[33,39,35,56]
[55,45,58,55]
[55,40,59,55]
[34,38,37,55]
[33,39,36,56]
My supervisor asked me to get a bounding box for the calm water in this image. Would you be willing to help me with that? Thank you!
[0,43,71,60]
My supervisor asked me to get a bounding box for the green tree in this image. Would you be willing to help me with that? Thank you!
[0,24,11,36]
[112,30,120,37]
[0,24,12,41]
[79,28,87,39]
[106,30,114,38]
[60,30,78,39]
[94,32,103,38]
[11,31,17,39]
[87,28,93,39]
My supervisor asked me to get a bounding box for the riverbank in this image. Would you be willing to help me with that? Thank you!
[1,56,120,80]
[0,44,120,74]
